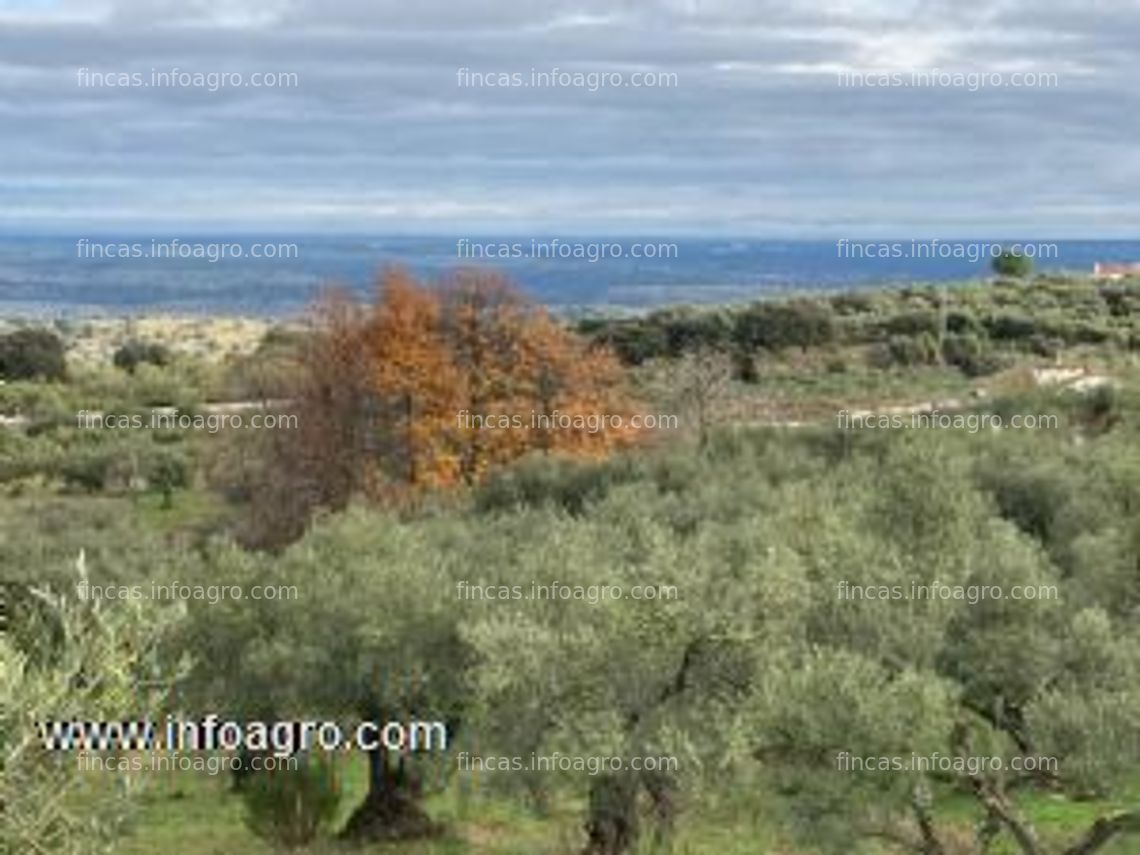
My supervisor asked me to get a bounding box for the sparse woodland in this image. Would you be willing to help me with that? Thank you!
[3,271,1140,854]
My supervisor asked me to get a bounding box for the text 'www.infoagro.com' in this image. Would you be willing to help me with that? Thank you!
[38,716,448,756]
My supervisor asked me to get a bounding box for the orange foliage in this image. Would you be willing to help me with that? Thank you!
[367,269,463,489]
[303,267,642,498]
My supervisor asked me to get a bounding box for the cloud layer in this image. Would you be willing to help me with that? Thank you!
[2,0,1138,234]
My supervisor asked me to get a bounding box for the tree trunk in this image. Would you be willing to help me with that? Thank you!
[910,779,946,855]
[1061,810,1140,855]
[340,746,437,841]
[971,780,1045,855]
[582,772,640,855]
[643,770,678,847]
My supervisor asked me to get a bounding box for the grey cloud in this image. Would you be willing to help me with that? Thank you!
[0,0,1137,234]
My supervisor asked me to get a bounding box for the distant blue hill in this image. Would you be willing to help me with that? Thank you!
[1,235,1137,316]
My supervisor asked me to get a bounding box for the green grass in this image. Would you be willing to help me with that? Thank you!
[111,760,1139,854]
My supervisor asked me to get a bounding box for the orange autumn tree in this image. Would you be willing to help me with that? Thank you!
[367,268,464,490]
[235,267,645,544]
[437,269,536,481]
[433,268,641,481]
[514,309,642,456]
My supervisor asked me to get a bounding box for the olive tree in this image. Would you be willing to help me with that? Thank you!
[2,558,187,854]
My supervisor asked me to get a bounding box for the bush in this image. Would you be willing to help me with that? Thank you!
[1071,324,1112,345]
[985,313,1039,341]
[939,333,1006,377]
[146,448,190,508]
[885,334,939,367]
[734,300,835,352]
[581,320,670,365]
[884,311,940,337]
[829,292,876,315]
[945,310,983,335]
[474,454,640,515]
[58,448,119,493]
[1028,334,1065,359]
[1099,288,1133,318]
[992,248,1034,278]
[732,349,759,383]
[659,310,732,357]
[1075,384,1120,433]
[113,340,171,374]
[241,753,340,849]
[0,329,66,381]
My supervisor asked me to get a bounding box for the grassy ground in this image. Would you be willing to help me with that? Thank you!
[110,758,1139,854]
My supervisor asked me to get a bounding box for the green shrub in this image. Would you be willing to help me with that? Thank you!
[734,300,835,352]
[1071,324,1112,345]
[945,310,983,335]
[146,447,190,508]
[885,334,939,367]
[1099,288,1133,318]
[940,333,1006,377]
[241,753,341,849]
[992,248,1034,278]
[985,313,1039,341]
[883,311,940,337]
[113,340,172,374]
[732,349,759,383]
[475,454,639,515]
[57,447,118,493]
[0,329,66,381]
[581,319,670,365]
[829,292,876,315]
[659,310,732,357]
[1075,384,1120,433]
[1027,334,1065,359]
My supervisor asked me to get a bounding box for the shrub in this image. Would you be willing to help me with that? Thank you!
[884,311,940,337]
[580,319,670,365]
[942,334,1007,377]
[1027,334,1065,359]
[734,300,834,352]
[829,292,876,315]
[58,448,118,493]
[113,340,171,374]
[942,333,981,371]
[979,460,1073,545]
[732,349,759,383]
[241,753,340,849]
[945,310,983,335]
[985,313,1039,341]
[146,448,190,508]
[474,454,639,515]
[1099,288,1133,318]
[886,334,939,367]
[1075,384,1120,433]
[992,248,1034,278]
[660,310,732,357]
[0,329,66,381]
[1071,324,1112,345]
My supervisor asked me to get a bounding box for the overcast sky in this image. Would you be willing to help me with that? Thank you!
[1,0,1138,236]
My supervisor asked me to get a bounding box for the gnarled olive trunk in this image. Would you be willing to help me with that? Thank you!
[582,772,641,855]
[340,746,437,841]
